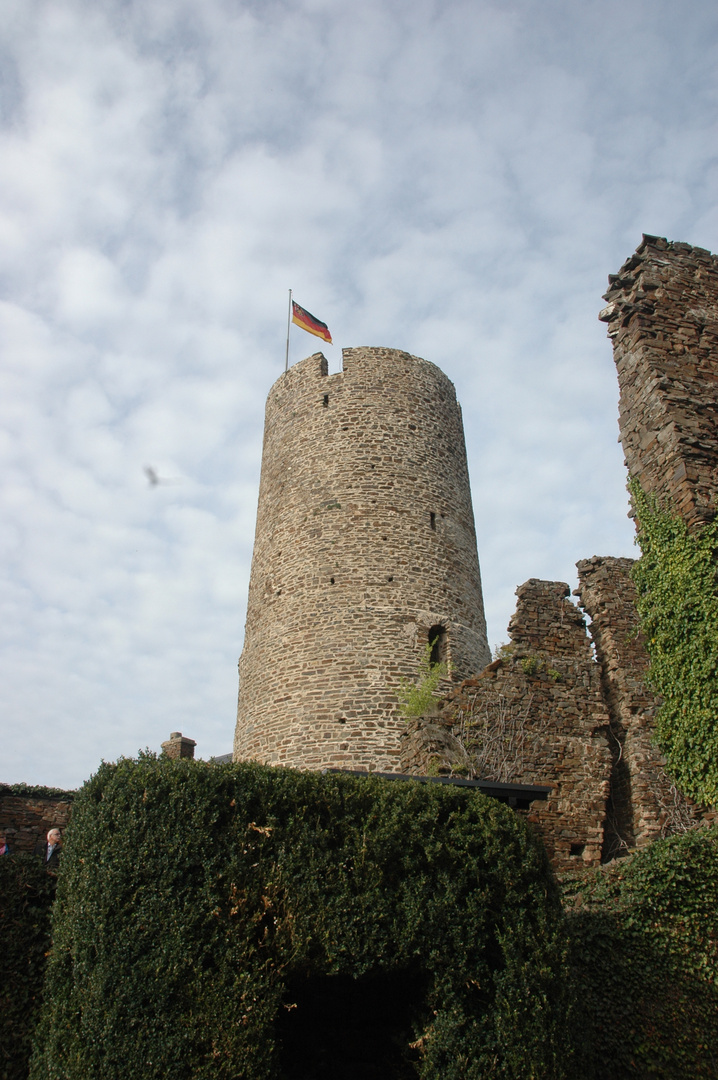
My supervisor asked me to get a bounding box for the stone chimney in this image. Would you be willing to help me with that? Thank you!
[161,732,196,760]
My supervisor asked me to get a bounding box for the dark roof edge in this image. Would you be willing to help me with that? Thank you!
[322,768,551,804]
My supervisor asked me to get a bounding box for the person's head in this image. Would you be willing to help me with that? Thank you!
[47,828,62,845]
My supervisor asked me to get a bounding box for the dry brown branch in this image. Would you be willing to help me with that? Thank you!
[452,692,540,782]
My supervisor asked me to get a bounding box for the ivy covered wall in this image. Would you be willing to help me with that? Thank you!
[631,480,718,806]
[566,824,718,1079]
[30,758,572,1080]
[0,855,56,1080]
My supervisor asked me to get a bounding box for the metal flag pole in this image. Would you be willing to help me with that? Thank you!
[284,288,292,372]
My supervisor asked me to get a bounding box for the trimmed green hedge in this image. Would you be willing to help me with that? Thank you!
[0,855,57,1080]
[630,479,718,805]
[566,825,718,1079]
[30,756,572,1080]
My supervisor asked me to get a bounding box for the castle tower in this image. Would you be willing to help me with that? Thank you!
[234,346,491,771]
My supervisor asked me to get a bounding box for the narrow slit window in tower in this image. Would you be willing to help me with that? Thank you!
[323,394,329,407]
[430,512,436,531]
[428,624,447,667]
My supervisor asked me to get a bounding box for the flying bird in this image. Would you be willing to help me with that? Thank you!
[144,465,181,487]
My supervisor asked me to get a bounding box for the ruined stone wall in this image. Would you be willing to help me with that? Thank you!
[235,347,490,772]
[577,557,705,856]
[600,235,718,525]
[232,240,718,860]
[0,787,73,853]
[401,580,612,870]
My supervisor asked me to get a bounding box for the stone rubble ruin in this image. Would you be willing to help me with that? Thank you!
[233,237,718,870]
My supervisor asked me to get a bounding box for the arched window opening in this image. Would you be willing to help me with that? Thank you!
[428,624,447,668]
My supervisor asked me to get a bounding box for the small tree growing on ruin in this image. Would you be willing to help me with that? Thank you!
[397,639,447,719]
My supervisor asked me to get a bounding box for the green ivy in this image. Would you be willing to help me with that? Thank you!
[629,479,718,805]
[30,757,572,1080]
[566,825,718,1079]
[0,784,75,801]
[0,855,57,1080]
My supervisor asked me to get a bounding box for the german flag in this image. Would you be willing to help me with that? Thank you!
[291,300,332,344]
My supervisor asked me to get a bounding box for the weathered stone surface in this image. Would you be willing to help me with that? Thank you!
[401,580,613,870]
[576,556,708,856]
[0,792,73,853]
[235,347,490,772]
[402,558,715,871]
[602,234,718,525]
[161,731,197,760]
[400,716,469,776]
[597,235,718,834]
[230,238,718,866]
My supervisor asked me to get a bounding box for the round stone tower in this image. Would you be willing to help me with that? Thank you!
[234,346,490,771]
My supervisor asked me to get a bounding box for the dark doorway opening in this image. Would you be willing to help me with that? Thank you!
[601,727,635,862]
[277,969,429,1080]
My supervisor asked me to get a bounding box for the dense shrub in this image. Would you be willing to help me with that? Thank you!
[30,756,571,1080]
[567,826,718,1079]
[630,479,718,804]
[0,855,57,1080]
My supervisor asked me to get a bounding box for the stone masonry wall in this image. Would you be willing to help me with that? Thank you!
[235,347,491,772]
[0,788,73,853]
[599,234,718,525]
[576,557,706,857]
[401,580,612,870]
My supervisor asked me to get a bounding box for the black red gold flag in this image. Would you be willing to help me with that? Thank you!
[291,301,332,344]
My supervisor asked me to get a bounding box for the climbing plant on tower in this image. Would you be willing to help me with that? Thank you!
[630,478,718,805]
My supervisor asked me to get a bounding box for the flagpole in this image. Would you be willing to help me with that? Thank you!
[285,289,292,372]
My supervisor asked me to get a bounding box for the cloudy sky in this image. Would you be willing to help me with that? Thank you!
[2,0,717,789]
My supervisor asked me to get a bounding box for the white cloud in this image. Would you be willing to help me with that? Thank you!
[1,0,717,786]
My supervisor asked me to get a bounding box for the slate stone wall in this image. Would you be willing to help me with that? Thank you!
[401,580,612,870]
[401,562,714,871]
[0,789,73,854]
[595,234,718,840]
[235,347,490,771]
[600,234,718,525]
[232,240,718,862]
[576,557,708,858]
